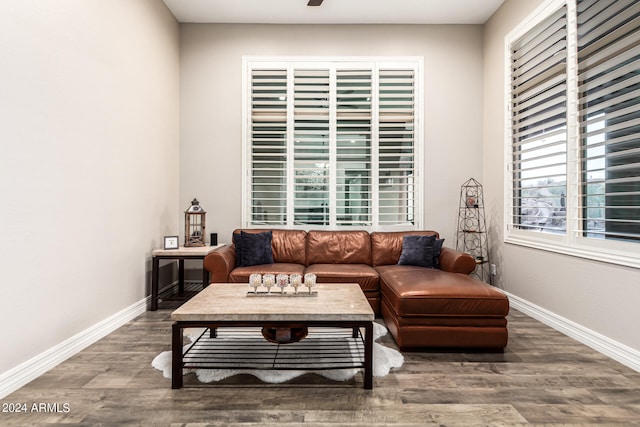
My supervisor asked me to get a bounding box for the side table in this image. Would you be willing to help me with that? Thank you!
[151,244,224,311]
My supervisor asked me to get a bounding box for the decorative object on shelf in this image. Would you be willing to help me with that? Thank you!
[163,235,179,250]
[261,326,309,344]
[456,178,491,283]
[184,198,206,247]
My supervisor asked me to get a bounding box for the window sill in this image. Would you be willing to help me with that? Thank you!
[505,232,640,270]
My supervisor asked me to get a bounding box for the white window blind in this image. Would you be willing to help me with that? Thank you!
[244,58,422,230]
[379,69,416,226]
[577,0,640,241]
[509,5,568,234]
[250,69,288,225]
[336,69,373,226]
[293,69,330,225]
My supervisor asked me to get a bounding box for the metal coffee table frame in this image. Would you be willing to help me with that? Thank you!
[172,320,374,389]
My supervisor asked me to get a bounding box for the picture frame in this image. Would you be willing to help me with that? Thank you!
[163,235,179,250]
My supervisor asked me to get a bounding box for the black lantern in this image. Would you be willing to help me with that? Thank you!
[184,198,206,247]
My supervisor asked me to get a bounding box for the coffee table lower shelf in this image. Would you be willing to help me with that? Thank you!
[172,321,373,389]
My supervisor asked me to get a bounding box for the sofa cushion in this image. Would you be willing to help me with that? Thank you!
[371,231,439,266]
[381,297,509,349]
[235,231,274,267]
[377,264,509,317]
[398,234,443,268]
[271,229,307,264]
[305,263,379,292]
[306,230,372,265]
[233,229,307,264]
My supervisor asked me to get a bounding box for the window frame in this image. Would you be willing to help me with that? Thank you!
[504,0,640,269]
[242,56,424,232]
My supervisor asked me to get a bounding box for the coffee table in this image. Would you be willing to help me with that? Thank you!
[170,283,375,389]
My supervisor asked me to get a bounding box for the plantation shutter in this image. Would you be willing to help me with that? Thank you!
[246,59,421,229]
[577,0,640,241]
[293,69,330,225]
[509,6,568,233]
[378,69,416,225]
[336,68,373,226]
[250,69,288,225]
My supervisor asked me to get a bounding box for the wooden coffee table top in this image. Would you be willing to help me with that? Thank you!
[171,283,374,322]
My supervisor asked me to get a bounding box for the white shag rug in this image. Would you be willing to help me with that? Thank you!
[152,322,403,383]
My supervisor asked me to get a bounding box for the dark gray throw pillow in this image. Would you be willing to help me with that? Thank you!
[398,234,443,269]
[432,238,445,268]
[236,231,274,267]
[232,233,243,267]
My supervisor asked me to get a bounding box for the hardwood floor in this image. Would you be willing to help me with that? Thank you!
[2,307,640,426]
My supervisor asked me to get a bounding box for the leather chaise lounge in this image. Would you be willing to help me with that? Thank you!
[204,229,509,350]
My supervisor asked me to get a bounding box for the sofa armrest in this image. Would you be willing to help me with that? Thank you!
[439,247,476,274]
[203,245,236,283]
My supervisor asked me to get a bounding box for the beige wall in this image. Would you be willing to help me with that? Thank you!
[483,0,640,352]
[0,0,179,374]
[179,24,485,245]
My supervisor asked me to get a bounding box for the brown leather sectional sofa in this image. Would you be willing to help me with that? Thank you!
[204,229,509,350]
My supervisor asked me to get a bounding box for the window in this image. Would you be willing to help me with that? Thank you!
[506,0,640,268]
[243,58,422,230]
[578,0,640,241]
[509,5,568,234]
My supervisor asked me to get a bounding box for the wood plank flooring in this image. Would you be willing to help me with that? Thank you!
[2,308,640,426]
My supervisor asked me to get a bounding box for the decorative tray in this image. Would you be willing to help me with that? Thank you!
[246,291,318,297]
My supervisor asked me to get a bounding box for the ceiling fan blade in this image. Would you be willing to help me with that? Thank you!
[307,0,323,6]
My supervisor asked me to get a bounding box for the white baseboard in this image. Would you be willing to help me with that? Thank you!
[0,297,149,399]
[506,292,640,373]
